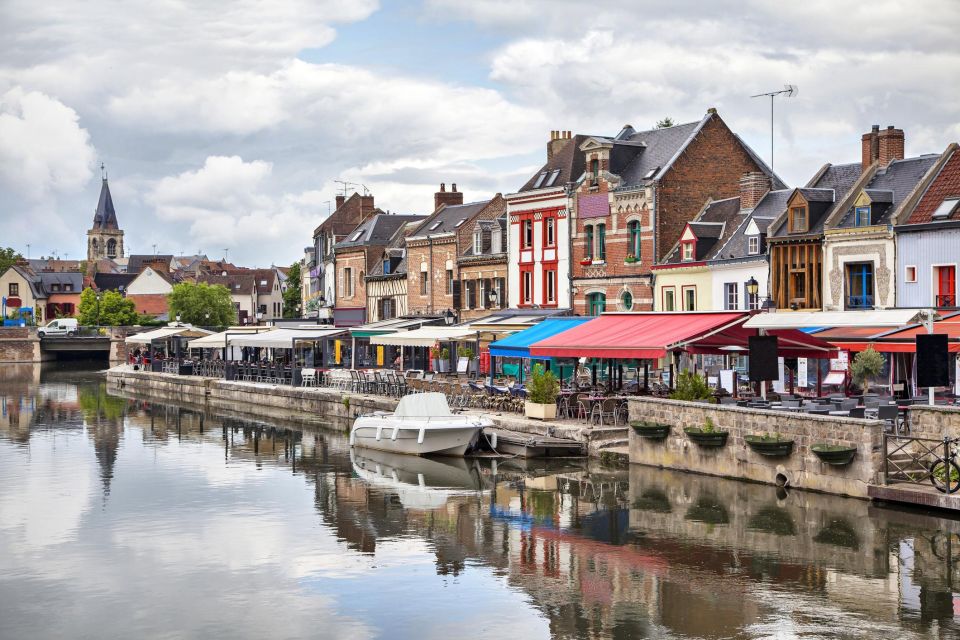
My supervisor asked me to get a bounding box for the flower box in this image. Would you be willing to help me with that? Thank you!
[744,435,794,457]
[579,258,592,266]
[631,421,670,439]
[811,444,857,465]
[525,402,557,421]
[684,427,729,447]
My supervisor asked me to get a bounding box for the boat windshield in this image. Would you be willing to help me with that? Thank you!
[394,392,453,418]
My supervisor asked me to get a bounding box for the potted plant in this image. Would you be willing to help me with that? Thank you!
[624,253,638,264]
[684,416,729,447]
[457,346,477,373]
[744,432,795,457]
[631,420,671,439]
[430,343,441,372]
[579,257,593,266]
[438,347,451,372]
[811,443,858,465]
[850,346,884,393]
[525,364,558,420]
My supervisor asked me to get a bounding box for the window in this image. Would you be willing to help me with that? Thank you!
[545,218,555,247]
[522,220,533,248]
[664,288,676,311]
[932,198,960,220]
[533,172,547,189]
[522,271,532,304]
[790,206,808,233]
[584,225,594,259]
[420,271,428,295]
[545,169,561,187]
[590,158,599,179]
[681,242,694,261]
[596,224,606,261]
[620,291,633,311]
[587,292,606,316]
[854,206,871,227]
[383,259,391,275]
[494,278,505,308]
[446,269,453,295]
[628,220,641,259]
[748,235,760,255]
[429,221,442,231]
[473,231,483,255]
[351,230,364,241]
[8,283,18,296]
[935,265,957,308]
[344,267,353,297]
[478,279,486,309]
[465,280,476,309]
[64,284,72,292]
[491,227,502,254]
[545,270,556,303]
[455,218,466,228]
[381,298,394,320]
[106,238,117,258]
[724,283,739,310]
[683,287,696,311]
[845,263,874,309]
[51,284,60,292]
[905,265,917,283]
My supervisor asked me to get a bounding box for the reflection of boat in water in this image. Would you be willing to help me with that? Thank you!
[351,448,488,510]
[349,393,490,456]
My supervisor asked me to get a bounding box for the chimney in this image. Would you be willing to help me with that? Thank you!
[359,194,376,220]
[877,125,905,166]
[862,124,880,170]
[547,129,572,162]
[739,171,770,212]
[434,183,464,210]
[335,194,345,210]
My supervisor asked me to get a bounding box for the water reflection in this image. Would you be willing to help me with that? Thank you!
[0,364,959,639]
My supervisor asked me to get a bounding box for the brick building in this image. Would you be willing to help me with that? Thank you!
[332,213,425,326]
[457,204,508,321]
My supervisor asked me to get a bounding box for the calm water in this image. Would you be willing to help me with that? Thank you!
[2,363,959,639]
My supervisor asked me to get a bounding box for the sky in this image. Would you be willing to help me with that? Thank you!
[1,0,959,267]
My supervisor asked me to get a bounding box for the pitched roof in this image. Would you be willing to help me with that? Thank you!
[769,162,862,237]
[127,254,173,274]
[334,214,425,250]
[410,200,490,237]
[662,197,741,263]
[92,178,120,230]
[834,155,939,227]
[94,272,137,292]
[712,189,791,260]
[617,121,702,185]
[37,271,83,293]
[905,147,960,224]
[313,192,381,238]
[199,273,256,295]
[519,135,590,192]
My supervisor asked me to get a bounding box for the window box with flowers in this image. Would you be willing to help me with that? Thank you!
[624,254,638,265]
[579,257,593,266]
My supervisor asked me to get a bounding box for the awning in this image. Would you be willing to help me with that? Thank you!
[838,313,960,353]
[227,327,346,349]
[369,326,477,347]
[127,326,213,344]
[529,312,836,360]
[349,317,441,338]
[489,317,592,359]
[743,309,930,330]
[186,327,270,349]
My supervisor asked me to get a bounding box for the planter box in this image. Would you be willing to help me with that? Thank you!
[631,421,670,439]
[744,436,795,457]
[811,444,857,465]
[684,428,729,447]
[525,402,557,421]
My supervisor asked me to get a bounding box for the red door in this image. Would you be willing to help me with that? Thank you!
[938,266,956,307]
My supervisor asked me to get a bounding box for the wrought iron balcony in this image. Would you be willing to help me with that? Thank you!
[936,294,957,308]
[846,294,874,310]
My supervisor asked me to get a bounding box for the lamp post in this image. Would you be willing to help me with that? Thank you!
[746,276,759,310]
[444,309,455,325]
[205,312,210,327]
[256,311,264,326]
[95,293,101,327]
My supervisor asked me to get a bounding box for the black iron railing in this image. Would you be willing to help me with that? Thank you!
[936,294,957,308]
[882,433,951,486]
[846,294,874,310]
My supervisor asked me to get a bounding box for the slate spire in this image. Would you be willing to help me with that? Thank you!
[94,164,119,230]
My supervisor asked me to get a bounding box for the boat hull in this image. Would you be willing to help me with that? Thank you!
[350,417,487,456]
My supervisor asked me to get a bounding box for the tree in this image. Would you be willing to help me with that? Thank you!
[655,116,676,129]
[78,288,139,326]
[851,346,884,392]
[167,282,236,326]
[283,261,303,318]
[0,247,23,275]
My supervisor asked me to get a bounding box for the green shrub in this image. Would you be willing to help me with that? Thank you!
[457,346,474,359]
[527,364,559,405]
[850,346,884,391]
[670,371,712,401]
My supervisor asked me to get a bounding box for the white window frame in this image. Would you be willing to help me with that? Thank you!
[681,242,693,261]
[473,231,483,255]
[905,265,917,283]
[663,287,676,312]
[546,218,555,247]
[522,271,532,304]
[748,235,760,255]
[724,283,739,310]
[546,270,556,303]
[491,227,502,254]
[682,286,696,311]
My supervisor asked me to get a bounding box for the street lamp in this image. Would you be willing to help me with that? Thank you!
[444,309,455,325]
[256,311,264,326]
[176,313,182,324]
[489,289,499,309]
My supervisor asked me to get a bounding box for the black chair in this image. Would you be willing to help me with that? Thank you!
[848,407,866,419]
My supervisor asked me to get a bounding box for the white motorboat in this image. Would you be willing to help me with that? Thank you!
[350,449,489,510]
[349,392,491,456]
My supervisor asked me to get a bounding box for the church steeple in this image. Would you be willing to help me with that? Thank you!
[87,164,125,264]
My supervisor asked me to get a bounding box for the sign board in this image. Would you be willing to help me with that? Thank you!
[719,370,736,395]
[797,358,808,389]
[772,357,786,393]
[457,357,469,374]
[830,350,849,372]
[823,371,846,385]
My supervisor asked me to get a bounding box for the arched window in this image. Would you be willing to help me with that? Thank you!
[620,291,633,311]
[106,238,117,258]
[587,292,606,316]
[627,220,641,259]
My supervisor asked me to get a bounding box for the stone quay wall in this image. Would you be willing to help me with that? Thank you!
[907,405,960,440]
[628,397,884,499]
[0,327,43,362]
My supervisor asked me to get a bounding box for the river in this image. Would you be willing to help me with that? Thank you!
[1,363,958,639]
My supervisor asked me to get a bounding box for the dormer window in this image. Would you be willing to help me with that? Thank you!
[932,197,960,220]
[590,158,599,186]
[383,259,391,275]
[855,205,871,226]
[473,230,483,255]
[491,227,502,253]
[748,235,760,255]
[682,242,694,262]
[789,206,808,233]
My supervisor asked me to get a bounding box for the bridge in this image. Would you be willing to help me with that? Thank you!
[40,335,114,354]
[0,326,128,363]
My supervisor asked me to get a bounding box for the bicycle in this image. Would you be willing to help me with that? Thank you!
[930,436,960,494]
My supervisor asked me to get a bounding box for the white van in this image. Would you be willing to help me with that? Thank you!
[38,318,79,337]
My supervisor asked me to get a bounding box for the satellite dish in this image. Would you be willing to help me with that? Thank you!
[784,84,798,98]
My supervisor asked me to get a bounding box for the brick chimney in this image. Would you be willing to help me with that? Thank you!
[434,183,464,210]
[547,130,572,162]
[359,194,376,219]
[335,194,345,210]
[739,171,770,212]
[878,125,905,166]
[862,124,880,170]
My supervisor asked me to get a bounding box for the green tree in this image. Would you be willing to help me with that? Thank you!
[78,288,139,326]
[655,116,676,129]
[851,346,884,392]
[167,282,236,326]
[283,261,303,318]
[0,247,23,275]
[670,370,713,401]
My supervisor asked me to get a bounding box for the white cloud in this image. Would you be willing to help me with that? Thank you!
[0,87,95,199]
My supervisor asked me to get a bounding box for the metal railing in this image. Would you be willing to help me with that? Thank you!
[882,433,952,486]
[936,294,957,308]
[846,294,874,310]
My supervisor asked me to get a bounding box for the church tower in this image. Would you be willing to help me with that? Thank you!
[86,165,124,264]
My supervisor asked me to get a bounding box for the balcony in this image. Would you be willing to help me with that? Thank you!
[845,294,874,310]
[936,294,957,308]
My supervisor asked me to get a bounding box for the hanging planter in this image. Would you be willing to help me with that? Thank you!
[631,421,670,439]
[685,428,729,447]
[744,434,795,457]
[811,444,857,465]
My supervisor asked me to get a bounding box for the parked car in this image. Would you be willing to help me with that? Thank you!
[38,318,79,337]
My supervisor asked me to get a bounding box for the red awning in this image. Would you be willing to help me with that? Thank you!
[528,312,837,360]
[826,313,960,353]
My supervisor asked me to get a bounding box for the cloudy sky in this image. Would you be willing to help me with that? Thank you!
[2,0,958,267]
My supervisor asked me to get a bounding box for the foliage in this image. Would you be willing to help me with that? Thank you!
[747,432,789,442]
[702,416,716,433]
[624,254,637,264]
[850,346,884,390]
[78,288,138,326]
[655,116,676,129]
[167,282,235,326]
[669,371,712,401]
[430,343,441,359]
[440,347,450,360]
[282,261,303,318]
[527,363,559,405]
[0,246,23,275]
[137,314,166,326]
[457,346,474,359]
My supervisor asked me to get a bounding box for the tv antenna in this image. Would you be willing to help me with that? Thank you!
[333,180,371,197]
[751,84,797,172]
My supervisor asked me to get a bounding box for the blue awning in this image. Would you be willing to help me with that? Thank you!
[489,317,592,359]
